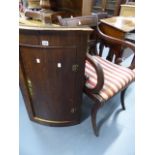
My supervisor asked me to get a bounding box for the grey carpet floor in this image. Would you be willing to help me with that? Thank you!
[19,82,134,155]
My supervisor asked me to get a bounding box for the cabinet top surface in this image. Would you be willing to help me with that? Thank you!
[19,18,92,32]
[19,25,92,31]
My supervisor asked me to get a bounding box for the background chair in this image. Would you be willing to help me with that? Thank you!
[84,27,135,136]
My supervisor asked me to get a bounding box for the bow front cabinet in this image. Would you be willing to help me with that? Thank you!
[19,26,92,126]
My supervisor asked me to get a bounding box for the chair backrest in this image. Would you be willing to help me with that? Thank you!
[90,26,135,69]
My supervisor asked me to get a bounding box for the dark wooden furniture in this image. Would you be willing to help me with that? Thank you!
[100,16,135,39]
[84,27,135,136]
[25,0,94,24]
[55,0,93,16]
[99,16,135,60]
[57,15,98,27]
[19,25,92,126]
[57,13,108,27]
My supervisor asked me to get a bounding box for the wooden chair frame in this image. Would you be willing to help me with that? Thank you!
[84,27,135,136]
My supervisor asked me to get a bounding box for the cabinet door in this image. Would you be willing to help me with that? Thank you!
[20,46,79,122]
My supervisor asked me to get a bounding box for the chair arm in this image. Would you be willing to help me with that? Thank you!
[84,53,104,94]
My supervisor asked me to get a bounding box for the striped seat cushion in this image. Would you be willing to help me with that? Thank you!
[85,56,135,101]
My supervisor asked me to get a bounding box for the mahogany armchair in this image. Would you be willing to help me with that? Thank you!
[84,27,135,136]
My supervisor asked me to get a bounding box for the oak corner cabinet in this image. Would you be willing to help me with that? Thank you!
[19,25,92,126]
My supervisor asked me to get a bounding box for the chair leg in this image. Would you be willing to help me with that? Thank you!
[91,102,101,137]
[120,88,127,110]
